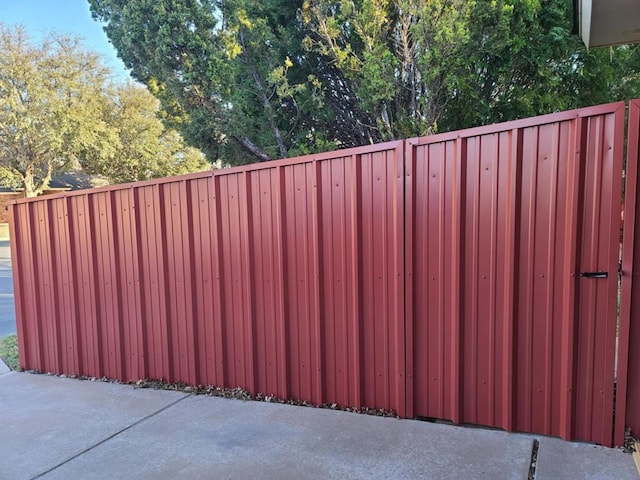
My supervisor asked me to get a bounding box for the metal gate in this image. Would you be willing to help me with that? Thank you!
[405,102,629,447]
[8,101,638,447]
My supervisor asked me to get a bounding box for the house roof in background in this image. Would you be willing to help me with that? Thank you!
[578,0,640,48]
[48,171,110,190]
[0,171,110,194]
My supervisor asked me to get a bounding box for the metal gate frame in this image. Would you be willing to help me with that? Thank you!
[618,98,640,446]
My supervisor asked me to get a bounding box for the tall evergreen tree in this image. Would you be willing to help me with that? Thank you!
[89,0,640,166]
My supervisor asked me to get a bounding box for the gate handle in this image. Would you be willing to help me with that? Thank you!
[579,271,608,278]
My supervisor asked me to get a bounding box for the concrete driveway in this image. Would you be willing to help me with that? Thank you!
[0,239,15,337]
[0,366,637,480]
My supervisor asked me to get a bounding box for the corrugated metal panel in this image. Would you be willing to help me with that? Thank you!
[574,108,623,445]
[10,141,406,416]
[406,102,625,446]
[619,99,640,445]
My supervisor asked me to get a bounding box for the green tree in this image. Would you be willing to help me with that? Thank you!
[0,23,210,196]
[438,0,640,130]
[0,24,116,196]
[302,0,472,138]
[90,0,325,164]
[90,0,231,161]
[89,0,640,166]
[82,82,210,183]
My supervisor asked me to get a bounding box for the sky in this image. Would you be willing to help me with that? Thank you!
[0,0,130,81]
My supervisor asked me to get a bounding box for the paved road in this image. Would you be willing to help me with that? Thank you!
[0,240,16,337]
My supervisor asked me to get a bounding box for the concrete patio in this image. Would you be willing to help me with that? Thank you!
[0,363,637,480]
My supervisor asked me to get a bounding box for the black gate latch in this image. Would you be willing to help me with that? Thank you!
[579,271,608,278]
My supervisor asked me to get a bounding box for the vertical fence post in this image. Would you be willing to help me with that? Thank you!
[617,99,640,445]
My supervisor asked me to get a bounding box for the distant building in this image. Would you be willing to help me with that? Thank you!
[0,171,110,223]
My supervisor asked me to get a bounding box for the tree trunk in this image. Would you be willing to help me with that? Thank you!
[23,165,37,198]
[239,30,289,159]
[22,162,52,197]
[233,135,271,162]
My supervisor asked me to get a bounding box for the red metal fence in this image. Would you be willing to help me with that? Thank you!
[9,101,639,447]
[9,142,408,416]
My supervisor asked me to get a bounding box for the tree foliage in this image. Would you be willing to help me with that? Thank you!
[0,24,114,196]
[439,0,640,129]
[0,24,209,196]
[84,82,210,183]
[89,0,640,166]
